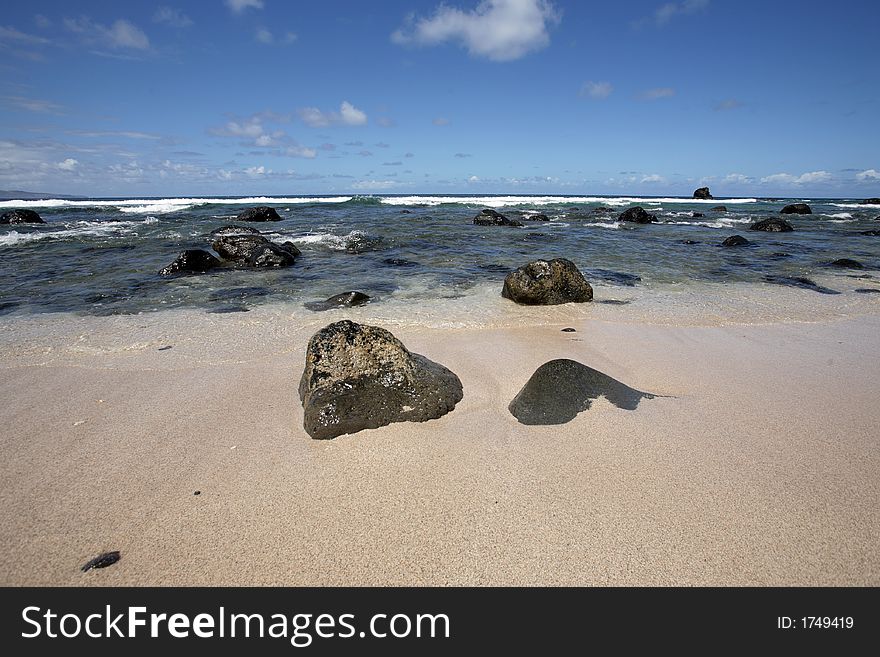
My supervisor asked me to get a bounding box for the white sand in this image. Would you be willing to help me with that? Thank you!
[0,289,878,585]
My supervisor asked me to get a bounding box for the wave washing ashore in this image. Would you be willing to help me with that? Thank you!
[1,193,879,322]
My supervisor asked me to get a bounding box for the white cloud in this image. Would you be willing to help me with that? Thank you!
[856,169,880,181]
[298,101,367,127]
[2,95,64,113]
[0,25,50,45]
[468,175,480,182]
[245,165,267,177]
[285,145,317,159]
[723,173,752,184]
[579,81,612,99]
[653,0,709,26]
[57,158,78,171]
[215,117,264,139]
[760,171,832,185]
[34,15,52,29]
[641,87,675,100]
[226,0,264,13]
[153,7,193,28]
[714,98,743,111]
[255,28,273,44]
[352,179,400,190]
[392,0,560,62]
[63,17,150,50]
[640,173,665,183]
[432,117,450,126]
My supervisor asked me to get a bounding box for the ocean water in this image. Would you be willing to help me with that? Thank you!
[1,194,878,319]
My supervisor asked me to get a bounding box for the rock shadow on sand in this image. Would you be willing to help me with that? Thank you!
[509,358,656,425]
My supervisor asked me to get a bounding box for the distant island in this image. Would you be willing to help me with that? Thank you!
[0,190,85,201]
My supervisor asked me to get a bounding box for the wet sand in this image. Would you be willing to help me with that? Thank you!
[0,298,878,586]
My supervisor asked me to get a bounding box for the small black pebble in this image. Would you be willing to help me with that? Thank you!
[561,328,576,333]
[194,491,201,495]
[81,551,120,571]
[158,345,173,351]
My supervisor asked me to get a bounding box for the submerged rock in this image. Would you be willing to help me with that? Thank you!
[298,320,463,440]
[159,249,221,276]
[527,213,550,221]
[502,258,593,305]
[861,230,880,236]
[693,186,713,199]
[829,258,864,269]
[859,198,880,204]
[0,209,45,224]
[473,208,523,227]
[618,206,656,224]
[235,206,282,222]
[247,242,299,268]
[81,551,121,571]
[509,359,655,425]
[780,203,812,215]
[692,212,705,218]
[750,217,794,232]
[586,268,641,286]
[304,291,371,311]
[721,235,750,247]
[710,205,728,212]
[763,275,840,295]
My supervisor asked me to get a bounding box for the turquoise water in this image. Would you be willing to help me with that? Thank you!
[1,194,878,315]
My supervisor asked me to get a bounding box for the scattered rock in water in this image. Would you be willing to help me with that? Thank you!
[587,268,641,286]
[618,206,656,224]
[235,206,282,222]
[721,235,750,247]
[208,286,270,302]
[159,249,221,276]
[692,212,704,218]
[212,234,274,262]
[763,274,840,295]
[508,359,656,425]
[81,551,121,571]
[859,198,880,204]
[1,209,45,224]
[780,203,812,215]
[383,258,418,267]
[681,239,699,245]
[526,213,550,221]
[304,291,371,311]
[340,230,383,253]
[209,224,262,238]
[561,327,576,332]
[854,288,880,294]
[750,217,794,232]
[693,186,713,199]
[860,230,880,236]
[502,258,593,305]
[473,208,523,227]
[710,206,728,212]
[298,320,463,440]
[592,206,614,214]
[207,305,250,313]
[247,242,299,268]
[400,209,413,214]
[829,258,864,269]
[769,252,791,259]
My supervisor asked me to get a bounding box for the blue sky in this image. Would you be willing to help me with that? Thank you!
[1,0,878,197]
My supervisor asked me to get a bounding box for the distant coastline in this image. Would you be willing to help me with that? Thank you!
[0,189,86,201]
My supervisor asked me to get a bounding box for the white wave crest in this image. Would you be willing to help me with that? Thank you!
[826,212,852,219]
[0,196,355,214]
[378,195,758,207]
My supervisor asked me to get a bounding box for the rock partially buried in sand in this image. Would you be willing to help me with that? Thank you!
[304,291,371,311]
[693,186,713,199]
[721,235,750,247]
[750,217,794,232]
[829,258,864,269]
[502,258,593,305]
[473,208,523,227]
[1,209,45,224]
[81,551,120,571]
[299,320,463,440]
[159,249,221,276]
[618,206,656,224]
[509,359,656,425]
[781,203,812,215]
[235,206,282,222]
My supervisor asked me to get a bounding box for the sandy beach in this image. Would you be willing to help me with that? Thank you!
[1,285,878,587]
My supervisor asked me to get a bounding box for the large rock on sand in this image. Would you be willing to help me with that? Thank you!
[502,258,593,305]
[159,249,221,276]
[298,320,463,440]
[693,187,713,199]
[235,206,282,222]
[750,218,794,232]
[618,206,656,224]
[1,209,45,224]
[473,208,523,227]
[509,359,655,425]
[780,203,812,214]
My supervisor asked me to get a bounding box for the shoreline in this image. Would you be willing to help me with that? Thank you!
[1,291,878,586]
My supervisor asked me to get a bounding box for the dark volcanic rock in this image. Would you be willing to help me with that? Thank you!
[750,218,794,232]
[561,328,576,332]
[710,206,728,212]
[855,288,880,294]
[502,258,593,305]
[298,320,463,440]
[618,206,656,224]
[829,258,864,269]
[861,230,880,236]
[692,212,704,218]
[247,242,298,268]
[860,198,880,204]
[235,206,282,222]
[721,235,750,247]
[383,258,418,267]
[693,187,713,199]
[527,213,550,221]
[682,239,699,245]
[473,208,523,227]
[592,206,614,214]
[0,209,45,224]
[81,551,121,571]
[209,224,262,238]
[159,249,221,276]
[780,203,812,215]
[509,359,655,425]
[213,234,300,265]
[304,291,371,312]
[763,275,840,295]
